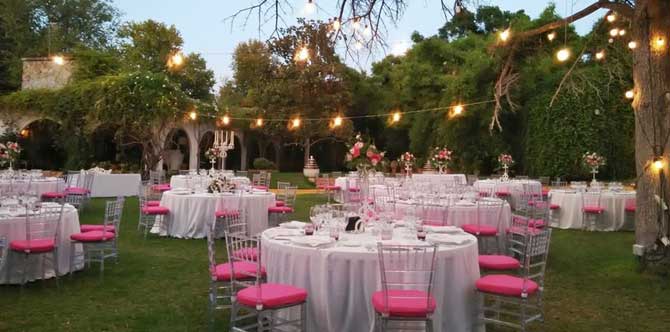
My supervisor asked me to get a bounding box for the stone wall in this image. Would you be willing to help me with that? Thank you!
[21,57,74,90]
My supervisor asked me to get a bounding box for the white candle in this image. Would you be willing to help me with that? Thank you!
[214,131,219,147]
[230,131,235,148]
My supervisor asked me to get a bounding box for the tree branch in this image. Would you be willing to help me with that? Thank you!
[549,46,587,108]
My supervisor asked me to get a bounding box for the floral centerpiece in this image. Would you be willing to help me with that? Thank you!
[398,152,416,176]
[345,134,386,175]
[498,153,514,181]
[205,146,222,170]
[207,175,236,193]
[430,147,453,174]
[582,152,606,184]
[0,141,21,170]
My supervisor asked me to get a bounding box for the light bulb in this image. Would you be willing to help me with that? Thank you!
[653,36,666,51]
[625,89,635,99]
[352,19,360,31]
[547,32,556,41]
[295,46,309,62]
[392,112,401,123]
[609,28,619,37]
[303,0,316,16]
[363,25,371,37]
[595,50,605,60]
[556,48,571,62]
[654,158,664,171]
[618,29,626,36]
[189,111,197,120]
[222,115,230,125]
[171,53,184,66]
[355,41,363,50]
[52,55,65,65]
[332,19,340,31]
[255,118,264,127]
[453,105,464,115]
[628,41,638,49]
[499,28,511,42]
[332,116,343,127]
[291,118,301,129]
[606,14,616,23]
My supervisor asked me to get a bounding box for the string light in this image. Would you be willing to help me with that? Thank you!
[189,111,197,120]
[391,111,401,123]
[547,32,556,41]
[52,55,65,65]
[606,13,616,22]
[255,118,264,127]
[354,41,364,50]
[452,104,464,117]
[363,25,371,37]
[609,28,619,37]
[290,117,301,129]
[556,48,571,62]
[352,19,360,31]
[628,41,638,49]
[595,50,605,60]
[221,115,230,125]
[295,46,310,62]
[332,19,341,31]
[168,52,184,69]
[653,36,666,52]
[625,89,635,99]
[618,29,626,36]
[499,28,511,43]
[332,115,343,128]
[303,0,316,16]
[19,129,29,138]
[654,157,665,171]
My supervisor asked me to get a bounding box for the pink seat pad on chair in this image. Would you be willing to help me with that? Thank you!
[70,231,115,242]
[237,283,308,309]
[371,289,436,317]
[42,192,66,199]
[142,206,170,215]
[252,185,268,191]
[80,224,116,233]
[478,255,521,270]
[461,224,498,236]
[10,239,55,253]
[268,206,294,213]
[215,209,240,218]
[232,247,259,261]
[66,187,90,195]
[213,262,266,281]
[476,274,539,297]
[145,200,161,207]
[583,206,604,214]
[275,200,285,207]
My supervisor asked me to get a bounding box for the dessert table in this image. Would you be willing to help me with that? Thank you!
[0,203,83,284]
[261,226,481,332]
[169,175,251,189]
[473,179,542,209]
[154,190,276,238]
[0,177,65,197]
[68,173,141,197]
[549,189,635,231]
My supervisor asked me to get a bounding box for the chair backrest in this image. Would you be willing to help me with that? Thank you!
[466,174,478,186]
[520,228,552,297]
[251,173,262,186]
[236,170,248,179]
[331,171,343,178]
[217,191,247,235]
[221,223,263,287]
[149,170,165,184]
[582,191,601,208]
[476,200,503,231]
[539,176,550,186]
[83,171,95,192]
[421,203,447,226]
[66,171,81,188]
[377,243,438,314]
[0,236,6,267]
[24,204,64,243]
[104,197,125,235]
[283,186,298,208]
[625,198,636,210]
[344,178,361,204]
[315,175,329,189]
[276,181,291,191]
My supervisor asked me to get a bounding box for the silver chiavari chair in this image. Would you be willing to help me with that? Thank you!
[69,197,125,276]
[8,203,64,287]
[268,185,297,228]
[462,200,503,254]
[275,181,291,207]
[421,202,448,226]
[582,191,604,231]
[476,228,552,332]
[138,181,170,238]
[374,243,438,332]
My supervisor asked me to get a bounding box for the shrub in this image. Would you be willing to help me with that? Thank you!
[253,157,276,170]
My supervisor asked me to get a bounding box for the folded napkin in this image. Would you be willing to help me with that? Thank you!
[267,228,302,239]
[455,200,475,206]
[424,225,462,234]
[280,221,306,229]
[426,234,471,245]
[291,236,333,247]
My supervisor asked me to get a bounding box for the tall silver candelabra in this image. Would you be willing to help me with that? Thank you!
[214,130,235,170]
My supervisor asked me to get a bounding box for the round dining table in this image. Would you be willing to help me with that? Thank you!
[0,177,65,197]
[549,189,635,231]
[0,203,83,284]
[155,190,276,238]
[169,175,250,190]
[261,226,482,332]
[473,179,542,209]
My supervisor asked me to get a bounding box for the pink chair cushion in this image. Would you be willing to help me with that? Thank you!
[145,200,161,207]
[583,206,604,214]
[66,187,89,195]
[478,255,521,270]
[275,200,285,207]
[528,219,546,229]
[268,206,294,213]
[478,192,490,197]
[550,204,560,210]
[237,283,308,309]
[151,184,171,192]
[527,200,535,206]
[461,224,498,236]
[625,205,636,213]
[233,247,259,261]
[505,226,542,235]
[371,289,437,317]
[348,187,360,192]
[318,185,341,190]
[542,189,549,197]
[142,206,170,215]
[213,262,266,281]
[80,224,116,233]
[476,274,539,297]
[71,230,115,242]
[10,239,55,254]
[215,209,240,218]
[41,192,66,199]
[495,191,511,197]
[252,185,268,191]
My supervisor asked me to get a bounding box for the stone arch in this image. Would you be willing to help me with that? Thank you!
[17,118,66,170]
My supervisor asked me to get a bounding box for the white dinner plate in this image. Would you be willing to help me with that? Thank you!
[291,236,334,247]
[426,234,471,245]
[280,221,306,229]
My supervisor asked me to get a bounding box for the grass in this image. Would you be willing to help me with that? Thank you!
[1,194,670,331]
[269,172,315,189]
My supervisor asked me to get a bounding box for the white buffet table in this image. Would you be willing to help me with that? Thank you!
[69,173,141,197]
[261,227,481,332]
[549,189,635,231]
[0,204,83,284]
[155,190,276,238]
[473,179,542,209]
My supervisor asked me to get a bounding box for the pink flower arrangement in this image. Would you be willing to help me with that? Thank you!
[205,146,221,160]
[582,152,606,168]
[430,147,453,168]
[345,134,386,171]
[0,141,21,165]
[498,153,514,167]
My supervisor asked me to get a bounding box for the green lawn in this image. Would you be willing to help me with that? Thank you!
[269,172,316,189]
[1,195,669,331]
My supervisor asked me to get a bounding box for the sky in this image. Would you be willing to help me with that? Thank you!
[114,0,607,89]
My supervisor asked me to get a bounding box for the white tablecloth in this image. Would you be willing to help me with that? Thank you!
[0,204,83,284]
[0,178,64,197]
[169,175,251,189]
[394,199,512,231]
[69,173,141,197]
[473,179,542,209]
[261,227,481,332]
[156,190,276,238]
[549,189,635,231]
[412,174,467,186]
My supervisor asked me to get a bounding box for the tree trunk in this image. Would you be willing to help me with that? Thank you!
[304,137,311,166]
[632,0,670,249]
[272,141,282,170]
